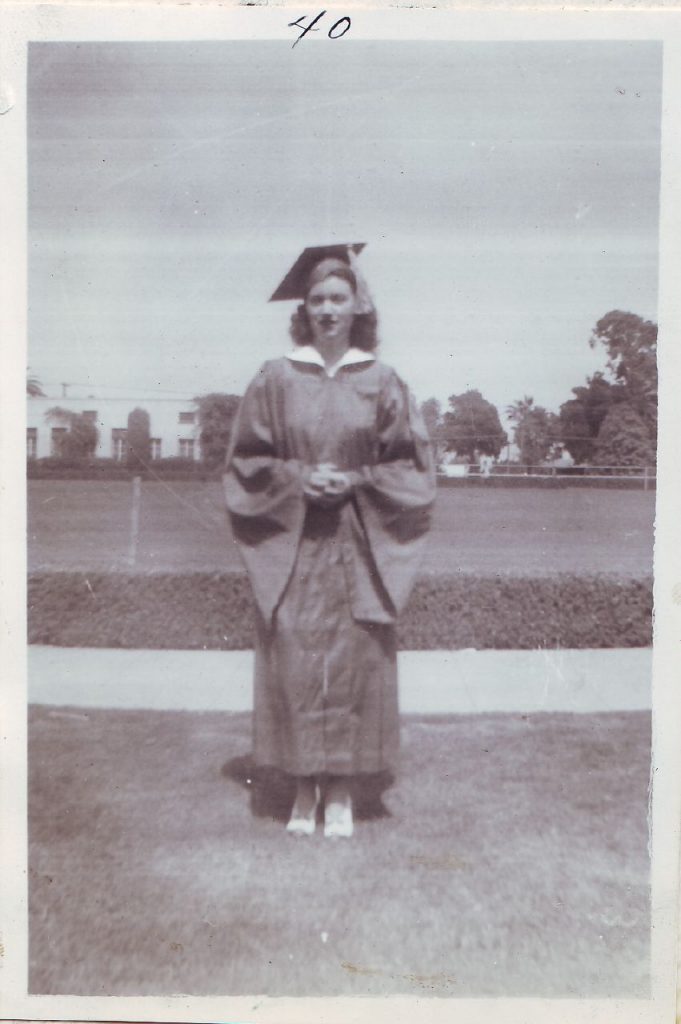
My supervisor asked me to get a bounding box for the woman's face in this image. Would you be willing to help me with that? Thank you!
[305,274,357,348]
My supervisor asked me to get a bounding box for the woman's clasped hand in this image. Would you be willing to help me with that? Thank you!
[303,462,353,505]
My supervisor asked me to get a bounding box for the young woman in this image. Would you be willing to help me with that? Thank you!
[224,244,435,838]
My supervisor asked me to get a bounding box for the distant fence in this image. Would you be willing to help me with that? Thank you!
[438,464,656,490]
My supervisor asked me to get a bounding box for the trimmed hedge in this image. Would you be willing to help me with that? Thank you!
[437,475,654,490]
[27,457,218,481]
[28,458,132,481]
[28,571,652,650]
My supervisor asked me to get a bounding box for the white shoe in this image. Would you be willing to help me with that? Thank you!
[286,784,319,837]
[324,793,354,839]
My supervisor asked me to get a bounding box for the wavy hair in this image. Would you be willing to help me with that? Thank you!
[288,264,379,352]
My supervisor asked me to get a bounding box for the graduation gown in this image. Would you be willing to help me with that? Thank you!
[224,346,435,777]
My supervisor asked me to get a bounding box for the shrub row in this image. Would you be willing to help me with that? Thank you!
[28,571,652,650]
[436,476,654,490]
[27,457,219,481]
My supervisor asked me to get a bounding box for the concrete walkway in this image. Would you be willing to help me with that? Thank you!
[28,646,652,714]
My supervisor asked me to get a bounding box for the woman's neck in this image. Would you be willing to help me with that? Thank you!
[312,335,351,370]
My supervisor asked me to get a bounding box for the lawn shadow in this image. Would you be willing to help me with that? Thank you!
[221,754,393,822]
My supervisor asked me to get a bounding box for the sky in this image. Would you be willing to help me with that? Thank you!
[28,39,662,420]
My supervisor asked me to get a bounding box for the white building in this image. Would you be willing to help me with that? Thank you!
[26,394,203,462]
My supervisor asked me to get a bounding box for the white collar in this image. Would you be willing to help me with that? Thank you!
[286,345,375,379]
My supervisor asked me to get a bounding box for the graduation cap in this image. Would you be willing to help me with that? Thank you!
[269,243,373,313]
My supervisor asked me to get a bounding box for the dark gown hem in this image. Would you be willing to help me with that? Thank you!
[221,752,395,821]
[252,757,398,778]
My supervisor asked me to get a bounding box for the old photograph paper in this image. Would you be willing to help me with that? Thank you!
[1,4,680,1024]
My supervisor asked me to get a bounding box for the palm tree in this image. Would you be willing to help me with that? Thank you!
[27,370,45,397]
[505,395,535,425]
[506,395,560,467]
[505,396,535,462]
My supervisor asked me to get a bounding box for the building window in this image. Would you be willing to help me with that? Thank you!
[179,411,195,424]
[111,428,127,462]
[27,427,38,460]
[178,438,195,460]
[150,438,162,460]
[50,427,67,456]
[82,410,98,423]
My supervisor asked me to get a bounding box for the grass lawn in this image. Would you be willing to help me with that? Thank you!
[28,480,655,576]
[29,706,650,998]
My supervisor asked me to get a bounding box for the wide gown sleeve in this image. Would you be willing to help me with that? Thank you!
[351,371,436,616]
[223,364,306,622]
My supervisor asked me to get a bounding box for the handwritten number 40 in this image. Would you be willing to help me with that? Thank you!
[288,10,351,47]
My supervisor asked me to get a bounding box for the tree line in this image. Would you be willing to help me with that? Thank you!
[421,310,657,467]
[28,308,657,469]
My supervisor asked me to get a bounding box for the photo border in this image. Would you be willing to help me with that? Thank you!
[1,5,679,1022]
